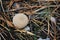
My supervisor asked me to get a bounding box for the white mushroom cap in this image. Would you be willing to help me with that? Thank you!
[13,13,29,29]
[50,16,56,24]
[24,26,30,31]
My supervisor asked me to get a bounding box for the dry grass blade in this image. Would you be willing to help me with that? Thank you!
[14,29,35,35]
[6,20,14,27]
[7,0,14,9]
[0,24,9,31]
[0,33,6,40]
[48,19,50,35]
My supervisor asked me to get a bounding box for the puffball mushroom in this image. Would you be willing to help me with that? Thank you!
[13,13,29,29]
[24,26,30,31]
[50,16,56,24]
